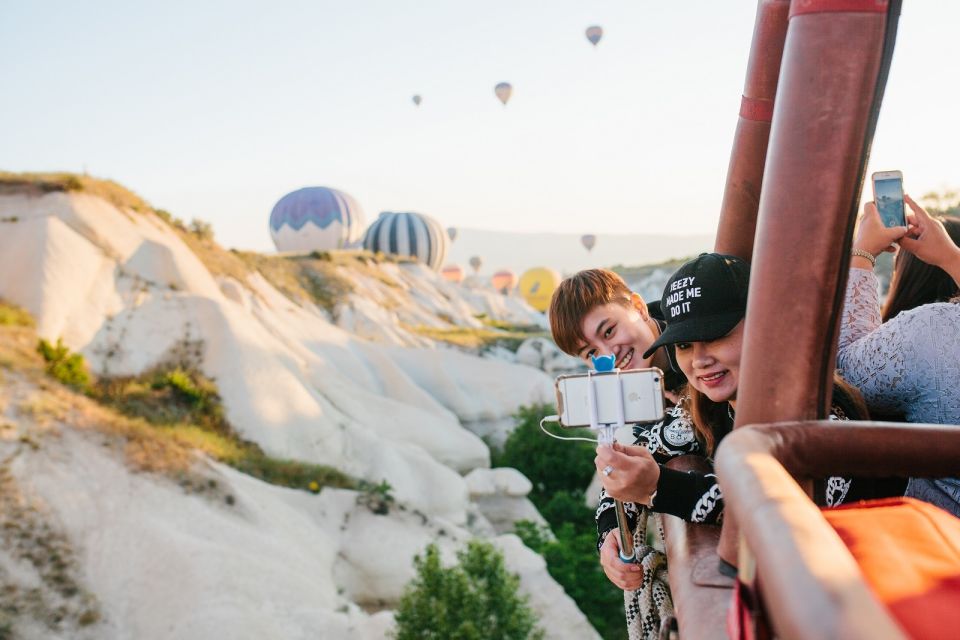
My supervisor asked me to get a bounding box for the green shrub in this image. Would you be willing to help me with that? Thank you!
[356,479,395,515]
[491,404,595,504]
[36,338,90,390]
[98,365,226,434]
[393,541,543,640]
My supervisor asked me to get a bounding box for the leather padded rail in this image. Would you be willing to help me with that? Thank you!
[661,456,733,640]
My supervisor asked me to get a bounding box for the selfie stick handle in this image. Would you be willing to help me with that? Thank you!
[588,370,636,564]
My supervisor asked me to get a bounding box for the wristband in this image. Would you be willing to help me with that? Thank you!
[851,248,876,267]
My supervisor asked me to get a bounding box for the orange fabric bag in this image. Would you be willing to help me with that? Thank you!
[822,497,960,639]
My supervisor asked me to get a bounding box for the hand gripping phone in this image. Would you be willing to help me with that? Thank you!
[554,368,665,428]
[872,170,906,228]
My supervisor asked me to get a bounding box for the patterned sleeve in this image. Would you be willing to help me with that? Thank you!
[594,403,700,552]
[651,466,724,524]
[836,268,911,414]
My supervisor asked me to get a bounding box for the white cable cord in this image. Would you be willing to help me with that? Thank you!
[538,416,600,443]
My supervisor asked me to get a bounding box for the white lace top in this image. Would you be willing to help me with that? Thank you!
[837,268,960,514]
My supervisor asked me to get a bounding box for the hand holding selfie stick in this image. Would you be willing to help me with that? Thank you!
[588,355,636,564]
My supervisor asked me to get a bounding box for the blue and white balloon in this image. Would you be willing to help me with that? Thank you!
[269,187,365,253]
[363,211,448,271]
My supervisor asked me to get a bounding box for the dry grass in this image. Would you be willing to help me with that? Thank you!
[1,322,357,496]
[170,227,252,283]
[404,323,546,352]
[0,171,152,213]
[0,300,34,328]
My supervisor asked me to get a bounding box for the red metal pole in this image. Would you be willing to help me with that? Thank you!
[714,0,790,261]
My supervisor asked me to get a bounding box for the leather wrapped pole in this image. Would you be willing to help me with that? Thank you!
[716,421,960,639]
[714,0,790,260]
[717,0,901,565]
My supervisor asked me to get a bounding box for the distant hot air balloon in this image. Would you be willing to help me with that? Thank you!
[494,82,513,106]
[581,234,597,252]
[518,267,561,312]
[447,227,458,242]
[269,186,365,253]
[363,211,448,270]
[441,264,465,283]
[469,255,483,273]
[491,269,518,294]
[585,26,603,47]
[412,95,422,107]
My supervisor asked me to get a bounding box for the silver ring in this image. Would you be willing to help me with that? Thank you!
[602,465,614,477]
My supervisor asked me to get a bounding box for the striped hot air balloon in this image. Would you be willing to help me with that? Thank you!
[363,211,449,271]
[269,187,365,253]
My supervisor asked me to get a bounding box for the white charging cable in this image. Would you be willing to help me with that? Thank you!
[538,415,599,443]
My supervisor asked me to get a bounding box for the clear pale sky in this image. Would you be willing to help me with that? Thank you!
[1,1,957,253]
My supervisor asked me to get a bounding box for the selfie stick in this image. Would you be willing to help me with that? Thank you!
[587,358,637,564]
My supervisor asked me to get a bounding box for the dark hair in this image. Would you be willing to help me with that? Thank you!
[548,269,633,356]
[882,216,960,322]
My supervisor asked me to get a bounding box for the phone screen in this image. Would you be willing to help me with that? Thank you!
[874,177,905,228]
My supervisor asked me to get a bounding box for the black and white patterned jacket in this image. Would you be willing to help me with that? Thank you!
[595,387,900,552]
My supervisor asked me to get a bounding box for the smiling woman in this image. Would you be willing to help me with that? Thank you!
[547,268,683,393]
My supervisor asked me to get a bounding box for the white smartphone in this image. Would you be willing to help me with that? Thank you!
[554,368,665,428]
[871,170,905,228]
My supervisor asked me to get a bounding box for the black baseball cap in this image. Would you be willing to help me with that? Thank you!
[642,253,750,359]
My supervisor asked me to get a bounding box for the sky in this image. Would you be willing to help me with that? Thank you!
[1,1,957,253]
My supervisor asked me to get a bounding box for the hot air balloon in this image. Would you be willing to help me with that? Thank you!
[363,211,448,271]
[518,267,561,312]
[494,82,512,106]
[269,187,365,253]
[491,269,518,294]
[447,227,458,242]
[412,95,422,107]
[581,234,597,252]
[469,255,483,273]
[585,26,603,47]
[441,264,464,283]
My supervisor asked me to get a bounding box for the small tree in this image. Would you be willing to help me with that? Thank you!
[392,541,543,640]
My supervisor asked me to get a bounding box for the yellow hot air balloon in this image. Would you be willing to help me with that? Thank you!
[491,269,518,294]
[441,264,465,283]
[518,267,561,312]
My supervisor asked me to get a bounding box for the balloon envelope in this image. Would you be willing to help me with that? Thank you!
[519,267,562,312]
[363,211,448,270]
[441,264,464,283]
[581,234,597,252]
[491,269,517,293]
[447,227,458,242]
[586,26,603,46]
[412,95,422,106]
[269,186,365,253]
[494,82,512,105]
[469,256,483,272]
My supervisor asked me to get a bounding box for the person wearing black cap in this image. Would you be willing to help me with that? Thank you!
[594,254,888,549]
